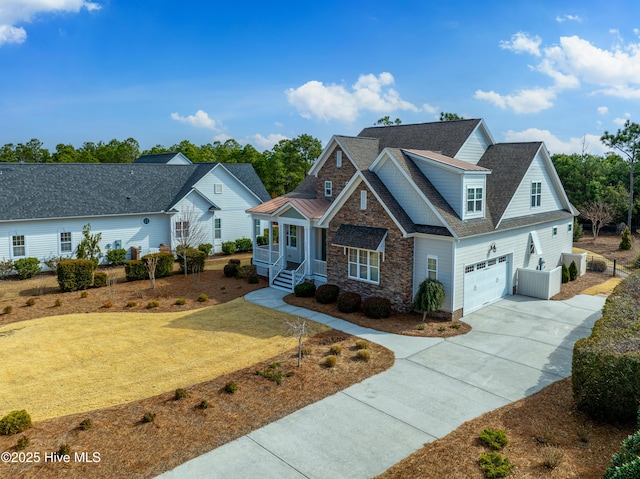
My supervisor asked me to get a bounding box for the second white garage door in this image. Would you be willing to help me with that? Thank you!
[463,255,510,313]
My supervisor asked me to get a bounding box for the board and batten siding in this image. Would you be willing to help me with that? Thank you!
[412,236,455,312]
[374,158,445,227]
[0,214,170,266]
[412,158,464,217]
[501,150,564,221]
[455,126,492,165]
[452,219,573,311]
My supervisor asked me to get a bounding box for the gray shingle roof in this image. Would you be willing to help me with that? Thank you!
[335,135,380,170]
[284,174,316,199]
[0,162,268,222]
[332,224,387,250]
[358,119,483,157]
[134,152,184,164]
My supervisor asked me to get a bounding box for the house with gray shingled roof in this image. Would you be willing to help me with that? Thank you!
[248,119,578,318]
[0,153,270,266]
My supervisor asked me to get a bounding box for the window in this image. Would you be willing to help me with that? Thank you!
[465,265,475,274]
[315,228,327,261]
[142,217,150,225]
[286,225,297,247]
[552,225,558,237]
[214,218,221,240]
[427,256,438,280]
[175,221,190,238]
[567,222,573,232]
[324,181,332,197]
[348,248,379,283]
[336,150,342,167]
[531,182,542,208]
[214,183,223,194]
[12,235,25,257]
[254,219,261,237]
[467,187,483,214]
[60,232,72,253]
[360,190,367,210]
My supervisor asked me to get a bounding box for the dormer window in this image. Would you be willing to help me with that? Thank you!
[324,181,333,197]
[467,187,483,214]
[336,151,342,168]
[531,182,541,208]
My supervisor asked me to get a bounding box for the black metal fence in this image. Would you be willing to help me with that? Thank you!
[586,255,637,277]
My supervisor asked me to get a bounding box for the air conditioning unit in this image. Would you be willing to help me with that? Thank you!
[114,240,122,249]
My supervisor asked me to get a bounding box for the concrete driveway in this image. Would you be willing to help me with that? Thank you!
[157,290,604,479]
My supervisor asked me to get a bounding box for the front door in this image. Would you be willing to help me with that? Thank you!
[285,225,303,263]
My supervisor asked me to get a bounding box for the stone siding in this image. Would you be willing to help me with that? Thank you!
[327,182,414,312]
[315,147,357,201]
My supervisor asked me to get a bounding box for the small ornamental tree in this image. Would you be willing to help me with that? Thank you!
[569,261,578,281]
[412,279,445,321]
[75,223,102,269]
[620,226,632,250]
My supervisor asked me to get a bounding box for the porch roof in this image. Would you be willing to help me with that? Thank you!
[247,196,330,219]
[332,224,387,251]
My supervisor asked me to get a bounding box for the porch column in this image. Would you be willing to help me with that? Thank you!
[268,222,273,263]
[251,217,256,262]
[304,224,311,277]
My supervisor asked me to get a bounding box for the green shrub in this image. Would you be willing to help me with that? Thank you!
[197,293,208,302]
[337,292,361,313]
[54,299,62,307]
[178,248,206,274]
[141,412,156,423]
[562,263,570,283]
[57,259,94,292]
[14,257,41,280]
[224,382,238,394]
[329,344,342,355]
[221,241,237,255]
[604,430,640,479]
[479,428,509,450]
[573,219,584,242]
[573,273,640,422]
[175,298,186,305]
[223,263,238,277]
[0,410,33,435]
[174,388,188,400]
[16,436,29,450]
[124,260,147,281]
[356,349,371,362]
[634,253,640,270]
[92,271,108,288]
[142,252,175,278]
[198,243,213,256]
[146,300,160,309]
[315,284,339,304]
[412,279,445,321]
[588,259,607,273]
[106,248,127,266]
[80,291,89,298]
[58,444,71,457]
[620,226,632,250]
[235,237,253,253]
[541,445,564,470]
[479,451,514,478]
[126,301,137,307]
[236,264,257,279]
[362,297,391,319]
[355,339,369,350]
[199,400,209,409]
[294,282,316,297]
[324,355,337,367]
[569,261,578,281]
[44,255,65,272]
[256,235,268,246]
[79,418,93,430]
[3,305,12,314]
[248,273,259,284]
[25,298,35,307]
[255,362,293,385]
[0,258,14,279]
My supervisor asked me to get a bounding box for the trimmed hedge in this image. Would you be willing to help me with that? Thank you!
[142,252,174,278]
[124,260,147,281]
[316,284,339,304]
[604,430,640,479]
[294,282,316,297]
[362,296,391,319]
[92,271,108,288]
[337,292,361,313]
[221,241,237,255]
[178,248,206,274]
[223,263,238,278]
[14,257,41,280]
[198,243,213,256]
[235,237,252,253]
[57,259,94,292]
[106,248,127,266]
[572,273,640,422]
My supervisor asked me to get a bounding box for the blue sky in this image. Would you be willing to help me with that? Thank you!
[1,1,640,156]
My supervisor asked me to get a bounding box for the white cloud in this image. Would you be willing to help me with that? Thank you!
[422,103,439,114]
[597,106,608,115]
[170,110,218,130]
[499,32,542,56]
[0,1,100,46]
[286,72,419,123]
[474,87,556,114]
[556,14,583,23]
[253,133,288,150]
[613,115,631,126]
[504,128,607,155]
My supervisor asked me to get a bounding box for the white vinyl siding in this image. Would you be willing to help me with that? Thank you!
[412,158,463,217]
[374,157,445,226]
[455,125,492,165]
[348,248,380,284]
[413,237,454,312]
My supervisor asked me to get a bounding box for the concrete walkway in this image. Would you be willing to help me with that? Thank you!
[158,289,605,479]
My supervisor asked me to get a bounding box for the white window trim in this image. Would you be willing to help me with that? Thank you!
[324,181,332,197]
[214,218,222,241]
[336,150,342,167]
[348,247,380,284]
[466,186,484,218]
[427,255,438,280]
[567,222,573,232]
[360,190,367,210]
[529,231,543,255]
[286,225,297,248]
[552,225,558,237]
[11,233,26,259]
[59,231,73,255]
[214,183,223,194]
[531,181,542,208]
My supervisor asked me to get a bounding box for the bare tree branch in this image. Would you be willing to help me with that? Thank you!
[579,200,616,239]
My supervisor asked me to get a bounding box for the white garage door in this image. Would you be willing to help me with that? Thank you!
[463,255,510,313]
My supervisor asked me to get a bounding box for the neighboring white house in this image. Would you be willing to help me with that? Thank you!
[0,153,270,265]
[248,119,577,318]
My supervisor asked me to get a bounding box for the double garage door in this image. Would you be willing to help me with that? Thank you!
[463,255,510,313]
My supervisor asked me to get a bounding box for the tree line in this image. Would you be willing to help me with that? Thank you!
[0,135,322,198]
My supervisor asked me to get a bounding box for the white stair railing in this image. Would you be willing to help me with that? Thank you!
[293,260,307,290]
[269,255,285,286]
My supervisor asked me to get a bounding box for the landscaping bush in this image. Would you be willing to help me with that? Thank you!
[236,264,257,279]
[198,243,213,257]
[126,301,137,308]
[294,282,316,297]
[79,419,93,431]
[337,292,362,313]
[362,296,391,319]
[356,349,371,362]
[573,273,640,423]
[57,259,94,292]
[224,382,238,394]
[0,258,14,279]
[634,253,640,270]
[141,412,156,423]
[174,388,188,400]
[142,252,174,278]
[479,428,509,450]
[124,260,147,281]
[197,293,208,302]
[256,235,268,246]
[223,263,238,278]
[604,429,640,479]
[355,339,369,350]
[25,298,35,307]
[106,248,127,266]
[588,259,607,272]
[221,241,237,255]
[102,301,113,308]
[0,410,33,436]
[329,344,342,355]
[58,444,71,457]
[324,355,337,368]
[175,298,186,305]
[44,255,65,272]
[178,248,206,274]
[479,451,514,478]
[146,300,159,309]
[247,273,259,284]
[235,237,252,253]
[569,260,578,281]
[573,219,583,242]
[562,263,570,283]
[3,305,13,314]
[13,257,41,280]
[16,436,29,450]
[54,299,62,307]
[228,258,241,265]
[620,226,632,251]
[80,291,89,298]
[412,278,445,321]
[92,271,108,288]
[316,284,339,304]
